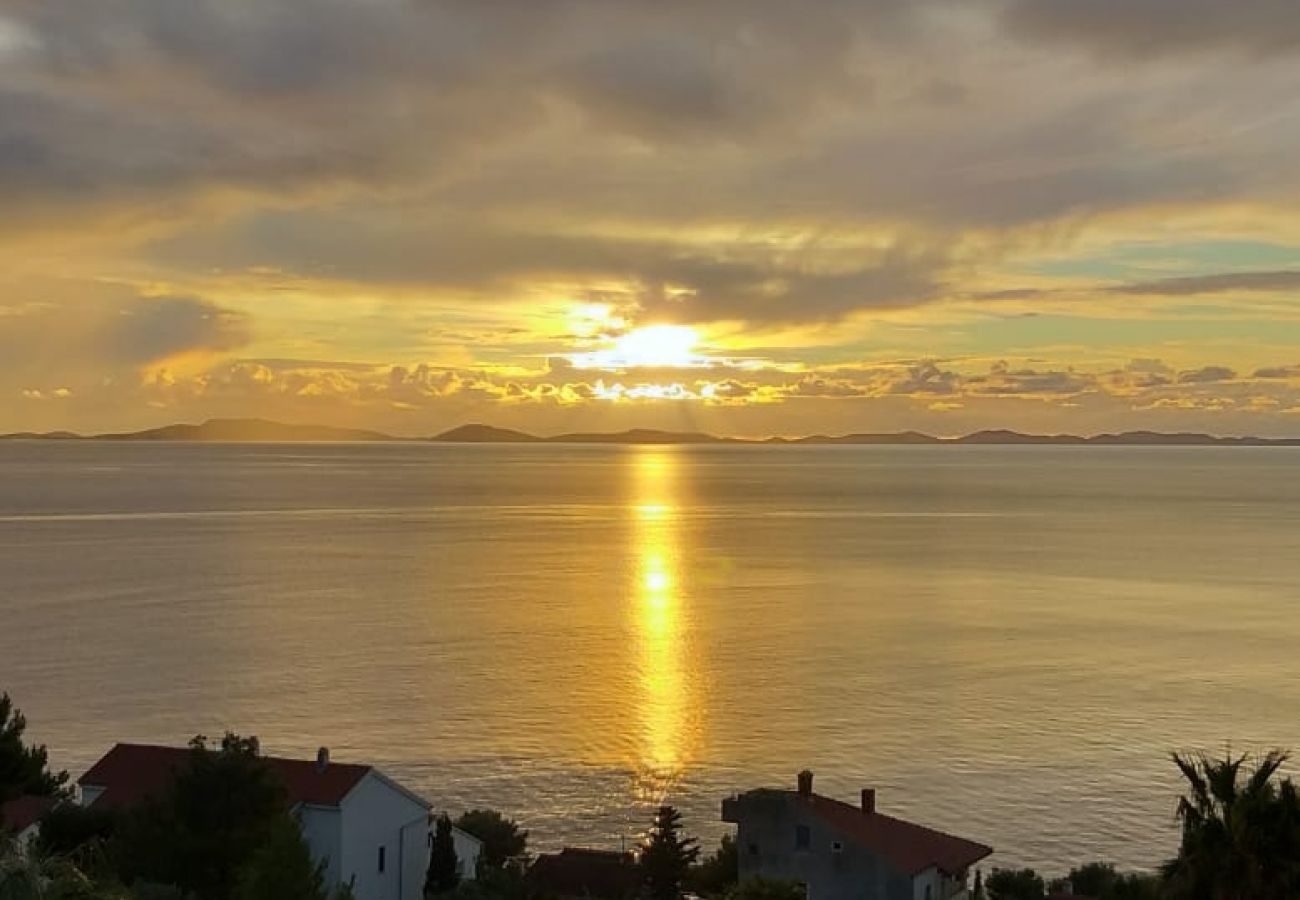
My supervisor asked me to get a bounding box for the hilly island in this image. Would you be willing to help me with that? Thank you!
[3,418,1299,446]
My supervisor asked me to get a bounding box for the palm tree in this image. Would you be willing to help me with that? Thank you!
[1162,748,1300,900]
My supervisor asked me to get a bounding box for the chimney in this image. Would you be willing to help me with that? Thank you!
[797,770,814,797]
[861,788,876,815]
[316,746,330,773]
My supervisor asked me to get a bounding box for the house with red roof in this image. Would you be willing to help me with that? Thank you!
[77,743,482,900]
[721,771,991,900]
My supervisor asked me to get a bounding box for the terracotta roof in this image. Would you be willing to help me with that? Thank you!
[527,848,640,899]
[1,795,57,833]
[799,792,991,876]
[78,743,373,810]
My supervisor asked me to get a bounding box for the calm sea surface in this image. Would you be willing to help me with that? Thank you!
[3,442,1299,873]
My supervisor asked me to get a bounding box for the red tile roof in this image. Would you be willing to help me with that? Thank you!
[799,793,991,876]
[1,795,57,833]
[527,848,640,899]
[78,743,373,810]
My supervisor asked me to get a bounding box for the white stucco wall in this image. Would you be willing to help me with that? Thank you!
[338,772,431,900]
[912,867,940,900]
[452,827,483,881]
[299,805,344,889]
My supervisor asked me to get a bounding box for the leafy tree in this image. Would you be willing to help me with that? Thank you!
[233,816,328,900]
[985,868,1044,900]
[1053,862,1159,900]
[112,734,288,900]
[1,834,130,900]
[640,806,698,900]
[689,834,737,896]
[453,810,527,871]
[426,815,461,897]
[438,868,525,900]
[0,694,69,803]
[36,806,116,860]
[1062,862,1119,897]
[1162,748,1300,900]
[722,877,804,900]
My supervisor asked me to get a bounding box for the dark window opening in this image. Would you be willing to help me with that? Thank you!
[795,825,810,850]
[748,842,759,856]
[378,845,386,873]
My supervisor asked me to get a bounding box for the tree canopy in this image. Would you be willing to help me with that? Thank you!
[985,868,1044,900]
[722,877,804,900]
[454,810,528,871]
[427,814,461,897]
[233,815,330,900]
[640,806,699,900]
[111,734,291,900]
[1162,749,1300,900]
[689,833,737,897]
[0,693,69,803]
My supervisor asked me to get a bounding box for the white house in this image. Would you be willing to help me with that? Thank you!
[78,743,483,900]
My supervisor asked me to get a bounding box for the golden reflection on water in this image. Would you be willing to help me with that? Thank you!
[630,448,701,802]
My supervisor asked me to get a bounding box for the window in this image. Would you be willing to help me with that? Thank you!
[830,841,843,853]
[378,845,386,874]
[795,825,810,850]
[748,842,760,857]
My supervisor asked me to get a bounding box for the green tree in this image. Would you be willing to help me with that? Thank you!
[426,815,461,897]
[36,806,116,860]
[453,810,527,871]
[985,868,1044,900]
[1054,862,1159,900]
[1,835,129,900]
[722,877,804,900]
[689,834,737,897]
[438,868,524,900]
[1162,749,1300,900]
[1062,863,1119,897]
[233,816,328,900]
[112,734,288,900]
[0,694,69,803]
[639,806,698,900]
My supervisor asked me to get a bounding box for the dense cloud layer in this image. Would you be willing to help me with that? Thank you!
[3,0,1300,433]
[1002,0,1300,59]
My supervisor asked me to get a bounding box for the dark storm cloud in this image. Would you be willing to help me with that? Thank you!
[1001,0,1300,59]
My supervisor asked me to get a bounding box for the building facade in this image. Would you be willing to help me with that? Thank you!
[722,772,991,900]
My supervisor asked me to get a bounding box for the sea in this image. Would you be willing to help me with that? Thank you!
[2,441,1299,875]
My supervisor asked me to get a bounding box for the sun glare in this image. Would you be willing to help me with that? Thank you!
[614,325,700,367]
[571,324,703,370]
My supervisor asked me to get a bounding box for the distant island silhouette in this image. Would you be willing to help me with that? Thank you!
[3,417,1300,446]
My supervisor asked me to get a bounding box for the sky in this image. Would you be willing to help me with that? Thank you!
[4,0,1300,437]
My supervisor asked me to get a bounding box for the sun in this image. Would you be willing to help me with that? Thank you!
[569,323,703,369]
[610,325,701,368]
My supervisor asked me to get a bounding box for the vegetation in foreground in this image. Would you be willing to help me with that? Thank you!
[5,691,1300,900]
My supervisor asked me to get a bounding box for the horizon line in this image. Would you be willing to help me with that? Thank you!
[4,417,1300,446]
